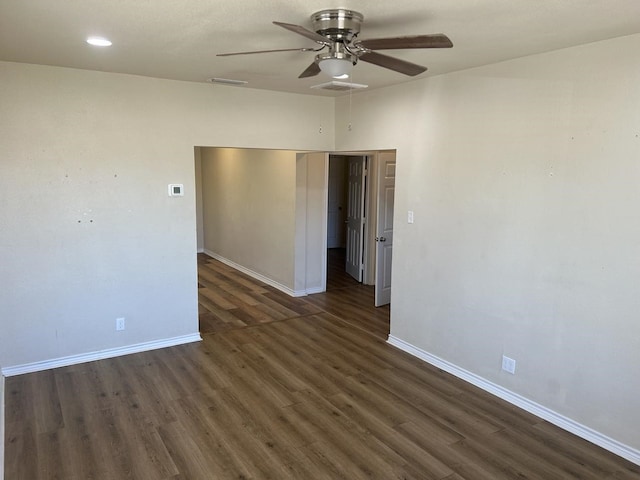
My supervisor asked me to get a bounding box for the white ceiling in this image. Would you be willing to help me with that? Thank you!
[1,0,640,97]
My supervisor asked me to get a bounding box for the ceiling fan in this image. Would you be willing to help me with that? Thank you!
[217,9,453,79]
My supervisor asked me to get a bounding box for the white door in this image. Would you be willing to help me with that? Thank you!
[327,156,347,249]
[375,151,395,307]
[345,157,365,282]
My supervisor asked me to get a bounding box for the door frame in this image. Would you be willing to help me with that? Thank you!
[324,150,390,289]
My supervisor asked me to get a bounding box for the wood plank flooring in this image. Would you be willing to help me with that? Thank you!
[5,253,640,479]
[198,249,390,339]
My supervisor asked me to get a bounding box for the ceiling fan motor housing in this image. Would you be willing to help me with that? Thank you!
[317,42,356,66]
[311,9,363,42]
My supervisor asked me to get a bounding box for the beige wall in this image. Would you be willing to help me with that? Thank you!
[295,152,328,294]
[335,33,640,454]
[200,147,298,290]
[0,61,334,369]
[199,148,327,296]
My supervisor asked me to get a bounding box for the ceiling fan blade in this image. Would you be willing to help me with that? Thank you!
[359,51,427,76]
[273,21,330,45]
[298,62,321,78]
[217,47,315,57]
[357,34,453,50]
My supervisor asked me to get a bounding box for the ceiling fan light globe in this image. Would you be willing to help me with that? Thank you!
[319,58,352,78]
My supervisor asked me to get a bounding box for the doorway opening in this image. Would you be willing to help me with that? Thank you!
[326,150,396,307]
[194,147,395,313]
[194,146,390,336]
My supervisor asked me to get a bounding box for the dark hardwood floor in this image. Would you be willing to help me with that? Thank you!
[5,253,640,479]
[198,248,390,339]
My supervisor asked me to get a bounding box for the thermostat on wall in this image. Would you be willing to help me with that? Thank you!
[168,184,184,196]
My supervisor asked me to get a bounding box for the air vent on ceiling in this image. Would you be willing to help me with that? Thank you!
[310,81,368,92]
[207,77,248,86]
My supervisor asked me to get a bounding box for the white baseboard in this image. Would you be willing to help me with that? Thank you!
[203,250,308,297]
[1,333,202,377]
[305,286,325,295]
[387,335,640,467]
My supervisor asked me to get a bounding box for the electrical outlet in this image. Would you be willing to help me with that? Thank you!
[407,210,414,224]
[116,317,125,331]
[502,355,516,374]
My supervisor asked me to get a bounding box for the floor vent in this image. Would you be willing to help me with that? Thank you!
[310,81,368,91]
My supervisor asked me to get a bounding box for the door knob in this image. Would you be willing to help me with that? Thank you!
[375,236,387,242]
